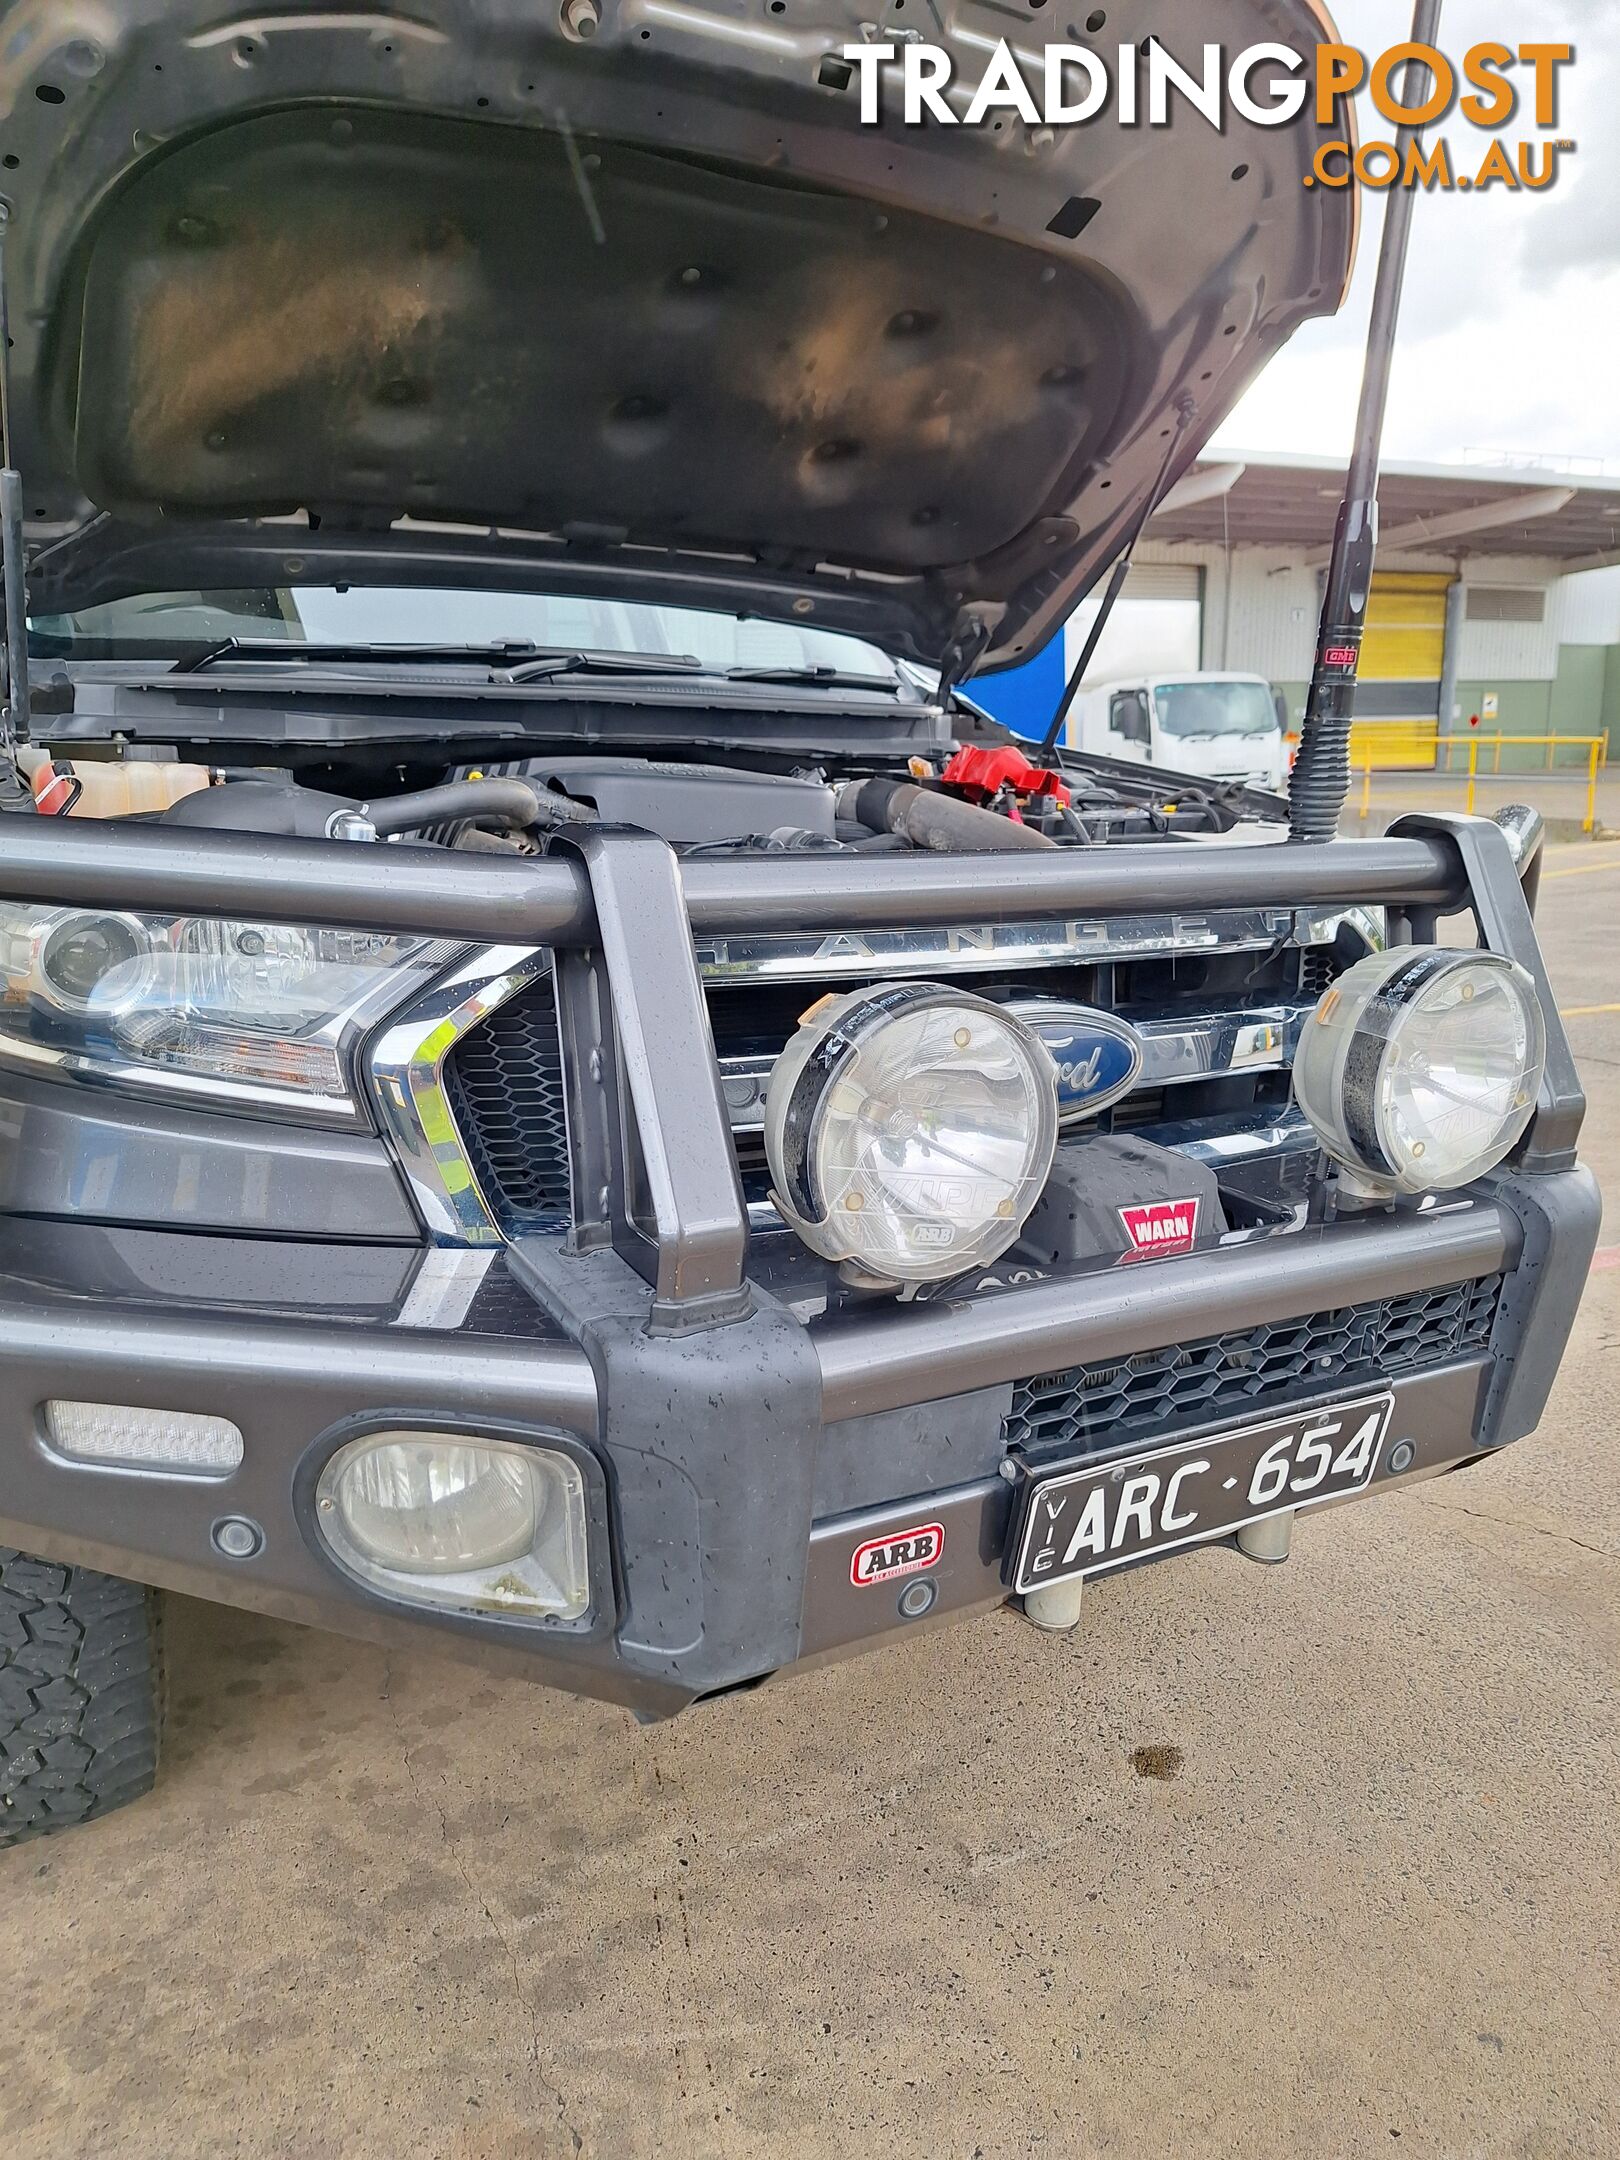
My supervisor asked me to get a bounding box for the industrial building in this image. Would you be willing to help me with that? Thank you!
[974,452,1620,770]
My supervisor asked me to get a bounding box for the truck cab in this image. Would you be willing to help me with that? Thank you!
[1071,673,1291,795]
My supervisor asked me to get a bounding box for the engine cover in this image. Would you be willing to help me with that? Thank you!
[479,757,836,845]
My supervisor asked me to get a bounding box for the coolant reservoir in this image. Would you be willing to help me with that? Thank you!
[22,751,213,817]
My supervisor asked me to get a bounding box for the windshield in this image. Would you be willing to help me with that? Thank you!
[28,586,901,681]
[1152,680,1279,740]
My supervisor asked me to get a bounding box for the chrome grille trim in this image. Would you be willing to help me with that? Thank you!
[712,1000,1309,1134]
[368,945,553,1246]
[376,914,1343,1246]
[693,907,1302,981]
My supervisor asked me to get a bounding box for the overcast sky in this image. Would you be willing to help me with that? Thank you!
[1211,0,1619,470]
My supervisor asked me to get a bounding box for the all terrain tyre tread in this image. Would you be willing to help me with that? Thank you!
[0,1547,164,1848]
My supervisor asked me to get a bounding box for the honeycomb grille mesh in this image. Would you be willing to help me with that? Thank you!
[1005,1276,1502,1457]
[441,976,570,1220]
[1299,945,1339,1000]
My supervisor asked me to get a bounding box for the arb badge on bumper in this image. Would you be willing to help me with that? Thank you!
[851,1521,945,1586]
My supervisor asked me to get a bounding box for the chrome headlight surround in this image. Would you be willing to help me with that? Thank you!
[0,902,459,1123]
[1292,945,1546,1197]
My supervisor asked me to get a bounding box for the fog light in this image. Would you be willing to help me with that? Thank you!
[332,1439,536,1574]
[44,1399,244,1474]
[316,1432,589,1620]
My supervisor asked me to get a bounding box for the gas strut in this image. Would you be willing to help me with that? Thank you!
[1289,0,1441,844]
[1035,398,1194,766]
[0,203,32,810]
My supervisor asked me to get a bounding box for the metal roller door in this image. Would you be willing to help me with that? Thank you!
[1353,572,1453,762]
[1120,564,1202,605]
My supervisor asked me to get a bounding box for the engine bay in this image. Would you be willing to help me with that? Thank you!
[20,731,1282,856]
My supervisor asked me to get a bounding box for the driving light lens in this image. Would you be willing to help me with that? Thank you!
[1292,947,1545,1195]
[763,982,1059,1286]
[316,1433,589,1620]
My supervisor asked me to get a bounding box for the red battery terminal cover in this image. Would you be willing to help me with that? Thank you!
[938,744,1070,811]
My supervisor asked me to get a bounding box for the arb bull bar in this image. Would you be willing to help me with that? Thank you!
[0,810,1597,1717]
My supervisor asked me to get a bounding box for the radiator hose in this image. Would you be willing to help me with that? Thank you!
[837,776,1056,853]
[162,773,575,840]
[366,776,554,836]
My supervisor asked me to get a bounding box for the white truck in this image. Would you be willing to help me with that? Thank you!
[1066,672,1291,795]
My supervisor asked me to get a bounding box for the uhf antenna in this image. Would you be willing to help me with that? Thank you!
[1289,0,1441,842]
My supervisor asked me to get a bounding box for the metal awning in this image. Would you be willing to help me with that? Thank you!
[1149,451,1620,572]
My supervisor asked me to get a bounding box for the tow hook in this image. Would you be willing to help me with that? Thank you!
[1236,1512,1294,1564]
[1022,1508,1295,1626]
[1022,1579,1085,1633]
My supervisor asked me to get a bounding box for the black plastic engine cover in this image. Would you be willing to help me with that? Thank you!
[475,756,836,845]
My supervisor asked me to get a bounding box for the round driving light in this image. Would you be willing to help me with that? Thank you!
[763,982,1059,1286]
[1292,947,1545,1195]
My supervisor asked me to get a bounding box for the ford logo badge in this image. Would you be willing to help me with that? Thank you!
[1005,1001,1145,1121]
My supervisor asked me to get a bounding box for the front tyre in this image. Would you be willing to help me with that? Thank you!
[0,1548,165,1849]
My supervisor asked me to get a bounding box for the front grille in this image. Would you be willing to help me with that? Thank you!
[441,976,570,1220]
[1108,1087,1169,1132]
[1005,1276,1503,1457]
[442,953,1323,1226]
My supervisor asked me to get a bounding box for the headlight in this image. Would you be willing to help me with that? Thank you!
[316,1432,590,1620]
[0,904,451,1119]
[1292,947,1545,1195]
[763,982,1058,1287]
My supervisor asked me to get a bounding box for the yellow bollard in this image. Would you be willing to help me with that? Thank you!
[1360,758,1372,822]
[1587,740,1600,834]
[1466,736,1478,816]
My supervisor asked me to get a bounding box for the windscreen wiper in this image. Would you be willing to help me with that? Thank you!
[492,650,704,684]
[170,639,711,682]
[172,636,547,673]
[724,664,897,690]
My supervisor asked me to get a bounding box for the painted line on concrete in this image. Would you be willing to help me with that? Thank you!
[1558,1003,1620,1019]
[1542,855,1620,880]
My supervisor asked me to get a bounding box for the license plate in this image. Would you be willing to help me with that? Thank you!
[1011,1390,1395,1596]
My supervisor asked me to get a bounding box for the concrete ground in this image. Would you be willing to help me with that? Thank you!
[1346,765,1620,842]
[5,843,1620,2160]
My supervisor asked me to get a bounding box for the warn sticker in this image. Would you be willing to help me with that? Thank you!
[850,1521,945,1587]
[1118,1198,1201,1260]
